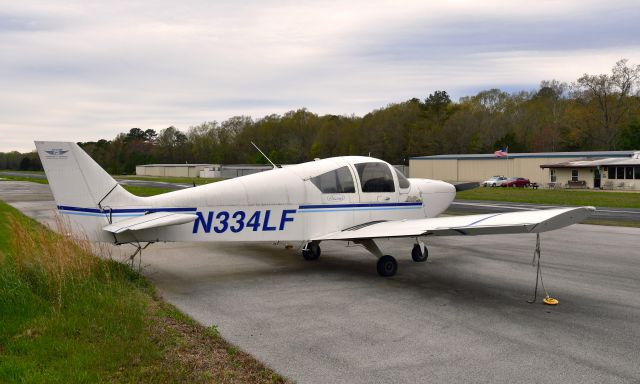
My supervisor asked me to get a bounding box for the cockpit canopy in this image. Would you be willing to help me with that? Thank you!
[301,157,410,194]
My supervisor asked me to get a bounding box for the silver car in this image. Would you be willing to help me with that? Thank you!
[481,175,507,187]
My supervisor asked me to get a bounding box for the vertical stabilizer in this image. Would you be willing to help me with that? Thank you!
[35,141,144,211]
[35,141,124,207]
[35,141,145,242]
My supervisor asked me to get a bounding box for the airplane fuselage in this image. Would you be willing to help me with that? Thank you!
[57,156,456,244]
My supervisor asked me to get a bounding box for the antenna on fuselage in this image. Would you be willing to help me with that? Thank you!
[251,141,279,169]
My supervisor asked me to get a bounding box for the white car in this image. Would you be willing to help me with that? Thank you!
[482,176,507,187]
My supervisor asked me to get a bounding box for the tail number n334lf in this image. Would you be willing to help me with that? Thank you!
[192,209,297,233]
[36,141,594,277]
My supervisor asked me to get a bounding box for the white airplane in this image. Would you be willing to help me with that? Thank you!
[36,141,594,277]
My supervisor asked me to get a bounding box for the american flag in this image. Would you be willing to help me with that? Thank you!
[494,148,508,157]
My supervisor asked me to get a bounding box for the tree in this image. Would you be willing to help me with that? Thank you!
[572,59,640,149]
[125,128,146,142]
[618,120,640,150]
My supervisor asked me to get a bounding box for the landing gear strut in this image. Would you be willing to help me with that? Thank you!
[302,241,321,261]
[411,241,428,262]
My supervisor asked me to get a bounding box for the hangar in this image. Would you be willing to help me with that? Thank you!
[135,164,212,178]
[409,150,637,187]
[135,163,275,179]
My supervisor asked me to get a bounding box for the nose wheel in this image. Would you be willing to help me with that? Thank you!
[411,242,428,262]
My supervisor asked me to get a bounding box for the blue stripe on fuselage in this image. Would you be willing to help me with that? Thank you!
[298,202,422,210]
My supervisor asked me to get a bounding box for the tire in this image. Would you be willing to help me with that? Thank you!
[302,242,321,261]
[411,243,428,262]
[377,255,398,277]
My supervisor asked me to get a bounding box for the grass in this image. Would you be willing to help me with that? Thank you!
[122,185,176,196]
[0,201,288,383]
[0,175,48,184]
[456,187,640,208]
[0,170,44,174]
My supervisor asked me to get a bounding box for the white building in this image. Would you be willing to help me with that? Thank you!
[541,152,640,190]
[135,164,213,178]
[409,150,638,188]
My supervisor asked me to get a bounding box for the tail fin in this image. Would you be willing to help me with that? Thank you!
[35,141,140,209]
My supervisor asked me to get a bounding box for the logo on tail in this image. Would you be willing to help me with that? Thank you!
[44,149,69,158]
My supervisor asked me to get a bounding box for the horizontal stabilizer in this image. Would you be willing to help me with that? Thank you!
[103,212,198,234]
[314,207,595,241]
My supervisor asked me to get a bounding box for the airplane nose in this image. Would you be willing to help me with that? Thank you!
[414,180,455,217]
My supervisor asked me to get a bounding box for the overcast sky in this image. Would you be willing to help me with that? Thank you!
[1,0,639,152]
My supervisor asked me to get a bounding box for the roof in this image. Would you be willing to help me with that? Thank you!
[540,157,640,168]
[410,150,637,160]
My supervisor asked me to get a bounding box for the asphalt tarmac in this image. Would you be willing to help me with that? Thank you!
[448,200,640,222]
[1,181,639,383]
[0,171,189,190]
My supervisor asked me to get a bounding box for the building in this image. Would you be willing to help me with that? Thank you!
[138,162,410,180]
[540,152,640,189]
[409,150,637,187]
[200,164,273,179]
[135,164,213,178]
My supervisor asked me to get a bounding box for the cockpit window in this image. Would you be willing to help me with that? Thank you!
[395,168,410,189]
[355,162,395,193]
[310,166,355,193]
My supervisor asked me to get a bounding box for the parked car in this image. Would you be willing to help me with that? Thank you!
[500,177,531,187]
[481,175,507,187]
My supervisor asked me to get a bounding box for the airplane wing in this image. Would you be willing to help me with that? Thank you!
[103,212,198,234]
[313,207,594,241]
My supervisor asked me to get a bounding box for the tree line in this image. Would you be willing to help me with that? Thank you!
[2,59,639,174]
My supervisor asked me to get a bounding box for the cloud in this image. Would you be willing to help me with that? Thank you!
[1,0,639,151]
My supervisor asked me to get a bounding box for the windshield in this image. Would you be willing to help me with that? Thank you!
[395,168,410,189]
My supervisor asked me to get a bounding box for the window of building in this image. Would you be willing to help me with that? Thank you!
[608,167,615,179]
[550,169,556,182]
[394,168,411,189]
[635,166,640,180]
[625,166,634,180]
[571,169,578,182]
[310,166,355,193]
[616,166,624,179]
[355,162,395,192]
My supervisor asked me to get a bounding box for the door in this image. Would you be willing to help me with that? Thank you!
[354,162,398,203]
[594,168,601,189]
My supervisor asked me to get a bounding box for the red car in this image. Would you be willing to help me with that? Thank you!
[500,177,530,187]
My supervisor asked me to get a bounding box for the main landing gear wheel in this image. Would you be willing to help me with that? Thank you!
[377,255,398,277]
[302,242,321,261]
[411,243,428,262]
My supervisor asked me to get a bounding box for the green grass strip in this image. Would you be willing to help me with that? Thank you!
[456,187,640,208]
[0,201,287,383]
